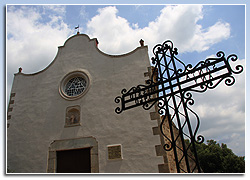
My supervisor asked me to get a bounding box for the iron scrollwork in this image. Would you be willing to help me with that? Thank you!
[114,40,243,173]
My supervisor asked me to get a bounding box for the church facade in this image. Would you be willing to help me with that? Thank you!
[7,34,174,173]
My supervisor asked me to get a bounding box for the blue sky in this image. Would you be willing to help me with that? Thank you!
[1,2,248,175]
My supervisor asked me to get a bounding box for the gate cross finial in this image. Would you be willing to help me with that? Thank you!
[115,40,243,173]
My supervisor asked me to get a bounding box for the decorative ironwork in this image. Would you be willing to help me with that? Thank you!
[65,77,87,97]
[114,40,243,173]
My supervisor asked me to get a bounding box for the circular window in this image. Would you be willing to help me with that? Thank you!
[59,71,90,100]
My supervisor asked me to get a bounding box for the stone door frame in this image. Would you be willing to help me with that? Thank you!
[47,136,99,173]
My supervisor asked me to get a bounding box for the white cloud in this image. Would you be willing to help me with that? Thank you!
[191,59,245,155]
[86,5,231,56]
[7,5,73,99]
[79,6,88,20]
[86,6,138,54]
[7,5,231,76]
[7,6,72,72]
[198,21,231,51]
[42,5,66,16]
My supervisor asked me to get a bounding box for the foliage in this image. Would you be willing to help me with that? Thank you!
[187,139,245,173]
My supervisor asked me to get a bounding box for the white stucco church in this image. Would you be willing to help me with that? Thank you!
[7,33,178,173]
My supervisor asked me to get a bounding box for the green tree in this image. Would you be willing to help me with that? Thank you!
[187,139,245,173]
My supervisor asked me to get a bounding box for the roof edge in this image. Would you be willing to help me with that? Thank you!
[15,34,148,76]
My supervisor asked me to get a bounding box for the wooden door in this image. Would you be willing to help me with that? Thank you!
[56,148,91,173]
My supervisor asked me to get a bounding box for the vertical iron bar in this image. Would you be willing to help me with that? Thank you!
[170,50,201,173]
[156,50,181,173]
[164,48,190,172]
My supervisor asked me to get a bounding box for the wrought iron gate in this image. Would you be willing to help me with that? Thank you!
[115,40,243,173]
